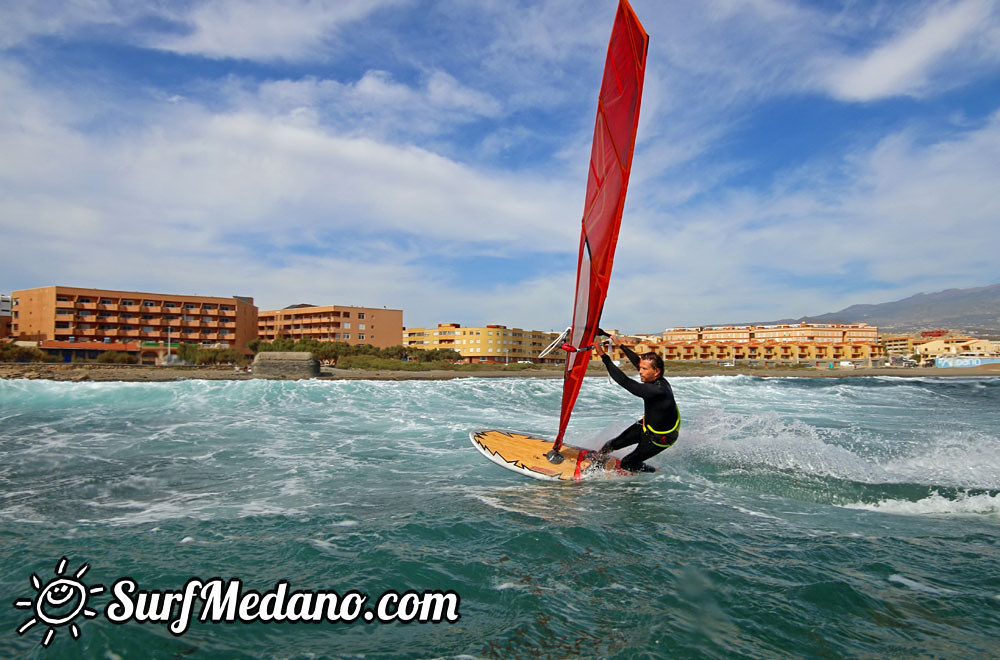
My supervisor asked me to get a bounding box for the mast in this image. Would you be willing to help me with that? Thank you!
[548,0,648,462]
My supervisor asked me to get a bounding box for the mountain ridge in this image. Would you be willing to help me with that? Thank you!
[755,284,1000,336]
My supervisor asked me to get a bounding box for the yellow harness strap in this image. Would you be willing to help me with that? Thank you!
[642,407,681,447]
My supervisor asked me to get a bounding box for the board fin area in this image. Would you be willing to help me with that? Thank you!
[470,430,635,482]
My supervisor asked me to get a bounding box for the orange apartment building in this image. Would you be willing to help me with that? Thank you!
[652,339,883,364]
[258,304,403,349]
[640,322,884,366]
[663,322,878,344]
[10,286,258,358]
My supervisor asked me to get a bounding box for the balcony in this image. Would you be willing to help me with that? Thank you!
[76,302,97,310]
[121,305,140,313]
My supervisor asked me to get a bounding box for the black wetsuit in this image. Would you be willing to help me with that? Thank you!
[598,346,680,472]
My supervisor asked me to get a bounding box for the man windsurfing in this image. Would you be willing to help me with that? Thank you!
[591,334,680,472]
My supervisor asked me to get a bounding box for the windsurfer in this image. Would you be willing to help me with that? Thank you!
[591,335,680,472]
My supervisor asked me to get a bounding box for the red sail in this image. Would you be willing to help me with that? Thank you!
[554,0,648,450]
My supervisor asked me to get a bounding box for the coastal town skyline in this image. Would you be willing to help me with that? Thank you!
[2,1,999,331]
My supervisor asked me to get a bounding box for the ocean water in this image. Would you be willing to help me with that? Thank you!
[1,374,998,659]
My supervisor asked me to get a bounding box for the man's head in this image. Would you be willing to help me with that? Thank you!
[638,352,663,382]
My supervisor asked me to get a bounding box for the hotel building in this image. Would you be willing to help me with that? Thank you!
[402,323,563,363]
[10,286,258,355]
[631,322,884,366]
[663,322,878,344]
[258,304,403,349]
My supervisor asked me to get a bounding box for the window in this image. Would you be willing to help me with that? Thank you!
[358,334,366,340]
[359,323,366,330]
[343,334,351,340]
[358,313,365,319]
[143,300,156,307]
[100,298,113,305]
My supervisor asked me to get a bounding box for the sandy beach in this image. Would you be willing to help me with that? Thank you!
[2,362,999,382]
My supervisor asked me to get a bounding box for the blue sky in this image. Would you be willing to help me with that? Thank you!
[2,0,999,332]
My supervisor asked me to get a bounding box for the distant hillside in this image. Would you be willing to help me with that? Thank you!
[795,284,1000,336]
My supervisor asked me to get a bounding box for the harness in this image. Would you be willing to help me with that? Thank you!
[642,406,681,447]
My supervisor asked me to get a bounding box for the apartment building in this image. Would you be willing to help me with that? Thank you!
[663,322,879,344]
[258,304,403,349]
[915,337,997,361]
[881,335,919,355]
[0,293,11,339]
[10,286,258,352]
[402,323,562,363]
[671,340,882,363]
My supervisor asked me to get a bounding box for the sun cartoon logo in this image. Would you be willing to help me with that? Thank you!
[13,557,105,648]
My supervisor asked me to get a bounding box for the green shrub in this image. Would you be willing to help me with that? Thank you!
[0,343,54,363]
[96,351,138,364]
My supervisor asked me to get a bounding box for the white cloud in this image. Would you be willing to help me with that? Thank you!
[0,0,125,49]
[821,0,998,101]
[149,0,406,61]
[0,60,579,322]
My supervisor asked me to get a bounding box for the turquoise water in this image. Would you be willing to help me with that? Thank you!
[2,375,999,658]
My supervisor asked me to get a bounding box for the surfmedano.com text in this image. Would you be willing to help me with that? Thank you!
[106,577,461,635]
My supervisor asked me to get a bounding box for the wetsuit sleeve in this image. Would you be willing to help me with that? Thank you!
[601,353,660,400]
[619,344,642,370]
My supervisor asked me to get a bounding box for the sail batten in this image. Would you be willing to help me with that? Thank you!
[553,0,648,451]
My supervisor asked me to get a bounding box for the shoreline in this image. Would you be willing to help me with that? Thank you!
[2,362,999,382]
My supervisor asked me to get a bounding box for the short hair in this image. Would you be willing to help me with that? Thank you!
[640,352,664,376]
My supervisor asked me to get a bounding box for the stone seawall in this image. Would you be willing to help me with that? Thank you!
[252,352,320,379]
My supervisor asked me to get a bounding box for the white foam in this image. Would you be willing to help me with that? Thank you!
[842,491,1000,517]
[888,574,958,596]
